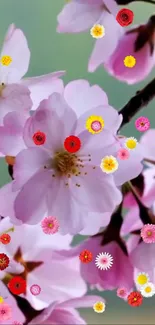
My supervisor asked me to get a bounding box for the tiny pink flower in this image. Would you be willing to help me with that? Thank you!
[117,148,130,160]
[140,224,155,243]
[117,287,128,300]
[135,116,150,132]
[41,216,59,235]
[0,302,12,321]
[30,284,41,296]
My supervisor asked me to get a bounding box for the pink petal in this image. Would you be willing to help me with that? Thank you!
[80,212,111,235]
[130,242,155,271]
[140,129,155,163]
[78,130,117,165]
[71,166,122,214]
[23,94,76,149]
[14,170,52,224]
[57,2,101,33]
[0,183,20,223]
[0,111,27,155]
[0,84,32,125]
[76,104,122,135]
[64,80,108,117]
[127,235,140,254]
[0,25,30,83]
[46,308,86,325]
[21,71,65,110]
[47,180,86,235]
[113,141,144,186]
[88,12,123,72]
[26,255,86,310]
[59,295,105,309]
[121,207,143,236]
[13,147,51,190]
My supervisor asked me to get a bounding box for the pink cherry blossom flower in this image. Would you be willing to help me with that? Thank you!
[41,216,59,235]
[141,224,155,244]
[0,302,12,321]
[28,295,106,325]
[57,0,123,72]
[117,148,130,160]
[0,23,65,122]
[104,26,155,84]
[0,80,144,234]
[117,287,129,300]
[135,116,150,132]
[0,217,86,310]
[0,87,123,235]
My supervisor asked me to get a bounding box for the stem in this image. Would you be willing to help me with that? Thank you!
[144,158,155,165]
[128,181,153,224]
[116,0,155,4]
[119,78,155,129]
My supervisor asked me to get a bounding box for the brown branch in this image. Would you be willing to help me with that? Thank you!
[119,78,155,129]
[116,0,155,4]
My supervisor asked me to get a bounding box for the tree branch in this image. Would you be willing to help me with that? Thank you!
[119,78,155,129]
[116,0,155,4]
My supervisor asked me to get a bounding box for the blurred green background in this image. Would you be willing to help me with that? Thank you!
[0,0,155,323]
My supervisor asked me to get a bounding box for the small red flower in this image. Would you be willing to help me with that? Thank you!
[79,249,93,263]
[0,234,11,245]
[33,131,46,145]
[8,276,26,295]
[64,135,81,153]
[0,253,10,270]
[116,8,134,27]
[127,291,143,307]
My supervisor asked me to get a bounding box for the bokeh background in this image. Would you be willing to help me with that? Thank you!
[0,0,155,323]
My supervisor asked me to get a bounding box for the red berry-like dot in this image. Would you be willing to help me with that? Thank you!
[127,291,143,307]
[0,253,10,270]
[8,276,26,295]
[0,234,11,245]
[79,249,93,263]
[64,135,81,153]
[33,131,46,145]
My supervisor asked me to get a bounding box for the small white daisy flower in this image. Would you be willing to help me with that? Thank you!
[135,272,150,288]
[140,282,155,298]
[95,252,113,270]
[125,137,138,150]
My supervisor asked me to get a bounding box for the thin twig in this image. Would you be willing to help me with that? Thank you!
[119,78,155,129]
[116,0,155,4]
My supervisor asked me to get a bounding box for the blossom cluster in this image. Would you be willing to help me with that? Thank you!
[0,0,155,323]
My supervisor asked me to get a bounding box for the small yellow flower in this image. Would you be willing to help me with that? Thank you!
[124,55,136,68]
[93,301,106,313]
[125,137,137,150]
[100,155,118,174]
[135,272,149,287]
[0,296,4,303]
[90,24,105,39]
[86,115,104,134]
[0,55,12,66]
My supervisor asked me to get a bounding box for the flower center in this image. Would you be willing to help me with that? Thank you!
[122,13,128,21]
[52,151,77,175]
[133,297,137,301]
[145,286,151,293]
[147,231,152,236]
[1,310,5,314]
[48,223,53,228]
